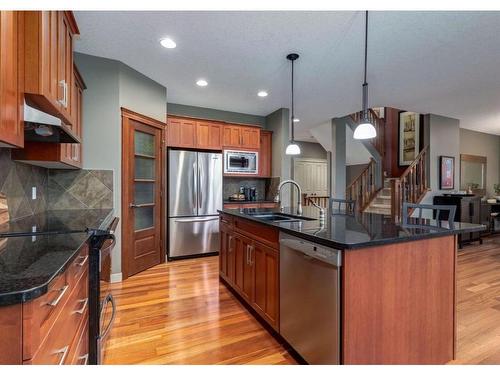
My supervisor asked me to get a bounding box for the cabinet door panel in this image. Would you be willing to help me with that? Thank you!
[167,118,196,148]
[219,223,229,277]
[196,121,222,150]
[241,127,260,149]
[258,131,272,177]
[253,242,279,328]
[242,239,254,302]
[0,11,22,147]
[226,234,236,285]
[223,126,241,148]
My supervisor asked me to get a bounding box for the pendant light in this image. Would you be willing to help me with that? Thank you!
[353,11,377,140]
[285,53,301,155]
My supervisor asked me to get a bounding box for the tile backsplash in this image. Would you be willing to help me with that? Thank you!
[48,169,114,210]
[223,177,269,201]
[0,148,114,220]
[0,149,48,220]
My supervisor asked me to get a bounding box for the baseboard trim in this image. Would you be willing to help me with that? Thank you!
[110,272,122,283]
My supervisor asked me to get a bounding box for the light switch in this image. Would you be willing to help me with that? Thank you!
[32,187,37,200]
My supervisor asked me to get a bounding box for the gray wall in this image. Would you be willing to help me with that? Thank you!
[75,52,167,279]
[167,103,265,127]
[459,128,500,197]
[421,114,461,207]
[294,141,327,160]
[346,163,369,186]
[265,108,291,205]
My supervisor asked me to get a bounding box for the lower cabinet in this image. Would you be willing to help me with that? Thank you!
[219,214,279,330]
[0,244,89,364]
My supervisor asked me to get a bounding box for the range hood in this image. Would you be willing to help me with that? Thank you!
[23,101,80,143]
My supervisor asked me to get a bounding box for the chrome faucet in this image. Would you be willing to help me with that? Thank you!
[308,198,325,224]
[274,179,303,215]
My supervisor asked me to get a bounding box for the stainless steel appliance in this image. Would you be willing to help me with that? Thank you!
[279,232,341,364]
[223,150,258,174]
[88,217,119,365]
[168,150,222,259]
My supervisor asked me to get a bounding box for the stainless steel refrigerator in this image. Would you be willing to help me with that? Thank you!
[168,150,222,259]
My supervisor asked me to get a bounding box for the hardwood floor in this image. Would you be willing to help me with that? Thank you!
[453,236,500,364]
[103,256,296,364]
[103,236,500,365]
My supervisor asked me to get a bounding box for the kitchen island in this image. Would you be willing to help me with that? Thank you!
[218,206,484,365]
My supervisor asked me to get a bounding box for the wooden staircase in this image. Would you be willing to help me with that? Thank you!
[364,178,394,215]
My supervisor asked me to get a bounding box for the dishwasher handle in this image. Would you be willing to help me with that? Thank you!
[280,235,342,267]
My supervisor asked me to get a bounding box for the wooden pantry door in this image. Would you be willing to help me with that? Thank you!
[122,108,166,279]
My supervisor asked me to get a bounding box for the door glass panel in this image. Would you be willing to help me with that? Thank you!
[135,131,155,157]
[135,182,154,205]
[135,157,155,179]
[135,206,154,230]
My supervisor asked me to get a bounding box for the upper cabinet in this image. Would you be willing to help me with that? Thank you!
[167,116,223,150]
[20,11,79,128]
[12,66,86,169]
[167,117,197,148]
[0,11,22,148]
[196,121,222,150]
[223,125,260,150]
[259,130,272,178]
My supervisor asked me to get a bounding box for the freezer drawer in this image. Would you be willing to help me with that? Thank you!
[169,216,220,258]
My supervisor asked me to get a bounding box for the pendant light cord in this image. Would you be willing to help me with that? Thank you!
[362,10,369,120]
[291,58,294,142]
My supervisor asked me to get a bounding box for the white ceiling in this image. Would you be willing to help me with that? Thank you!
[74,11,500,139]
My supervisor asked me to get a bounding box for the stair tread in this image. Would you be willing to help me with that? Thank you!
[370,203,391,209]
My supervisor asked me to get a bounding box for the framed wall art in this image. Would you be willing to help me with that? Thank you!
[398,111,420,166]
[440,156,455,190]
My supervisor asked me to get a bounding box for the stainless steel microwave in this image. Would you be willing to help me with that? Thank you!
[224,150,258,174]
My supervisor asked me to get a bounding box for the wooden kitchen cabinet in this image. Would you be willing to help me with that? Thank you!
[253,241,279,327]
[167,117,197,148]
[0,11,23,148]
[259,130,272,177]
[195,120,222,150]
[20,11,79,127]
[223,124,260,149]
[0,243,89,365]
[219,214,280,330]
[12,64,85,168]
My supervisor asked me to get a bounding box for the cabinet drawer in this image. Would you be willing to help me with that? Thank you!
[234,217,279,249]
[67,316,89,365]
[29,270,88,364]
[66,242,89,286]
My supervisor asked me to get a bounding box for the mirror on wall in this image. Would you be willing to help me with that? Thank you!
[460,154,487,196]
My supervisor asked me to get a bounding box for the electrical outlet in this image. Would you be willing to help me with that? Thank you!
[32,187,37,200]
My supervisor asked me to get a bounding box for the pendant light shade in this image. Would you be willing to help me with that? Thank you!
[353,11,376,140]
[285,143,301,155]
[285,53,301,155]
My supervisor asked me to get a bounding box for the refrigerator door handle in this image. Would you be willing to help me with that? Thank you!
[174,217,219,223]
[193,163,197,211]
[198,164,202,209]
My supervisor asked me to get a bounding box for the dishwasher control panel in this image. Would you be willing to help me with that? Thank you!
[279,233,342,267]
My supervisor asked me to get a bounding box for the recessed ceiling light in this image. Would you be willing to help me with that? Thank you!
[257,91,268,97]
[196,79,208,87]
[293,118,300,123]
[160,37,176,49]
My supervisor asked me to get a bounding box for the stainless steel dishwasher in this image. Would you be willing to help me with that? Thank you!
[279,232,341,365]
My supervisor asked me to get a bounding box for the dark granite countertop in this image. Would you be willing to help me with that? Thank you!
[0,209,114,306]
[0,208,114,237]
[223,200,276,204]
[219,206,485,250]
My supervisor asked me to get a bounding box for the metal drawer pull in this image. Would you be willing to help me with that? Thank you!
[48,285,69,307]
[78,353,89,365]
[76,255,88,267]
[54,345,69,365]
[74,298,88,314]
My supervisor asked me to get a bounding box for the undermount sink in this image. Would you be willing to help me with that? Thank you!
[249,213,316,222]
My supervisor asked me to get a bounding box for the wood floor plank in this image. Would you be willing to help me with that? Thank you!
[104,237,500,365]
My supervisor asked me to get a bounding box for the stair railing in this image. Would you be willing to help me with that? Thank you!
[302,194,329,208]
[350,108,385,157]
[390,146,430,221]
[346,158,379,212]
